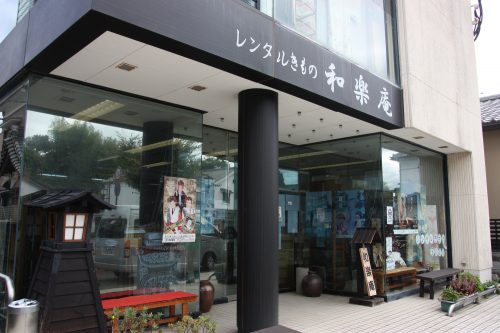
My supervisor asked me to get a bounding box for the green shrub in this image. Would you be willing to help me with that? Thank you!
[440,287,463,302]
[109,307,161,333]
[169,315,216,333]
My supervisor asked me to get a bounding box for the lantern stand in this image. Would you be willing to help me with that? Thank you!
[24,190,114,333]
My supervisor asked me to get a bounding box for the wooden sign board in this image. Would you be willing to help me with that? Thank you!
[359,247,377,296]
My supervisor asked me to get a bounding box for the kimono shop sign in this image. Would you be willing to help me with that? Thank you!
[360,247,377,297]
[163,176,197,243]
[235,28,397,124]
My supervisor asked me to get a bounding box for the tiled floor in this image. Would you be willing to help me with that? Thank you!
[207,290,500,333]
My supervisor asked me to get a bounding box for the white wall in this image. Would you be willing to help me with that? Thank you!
[397,0,491,280]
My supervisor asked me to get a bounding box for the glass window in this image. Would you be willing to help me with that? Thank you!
[278,135,383,294]
[16,76,202,309]
[272,0,399,84]
[63,213,87,241]
[200,126,238,300]
[381,137,447,289]
[0,80,28,305]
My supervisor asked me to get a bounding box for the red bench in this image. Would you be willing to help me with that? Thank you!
[101,291,198,332]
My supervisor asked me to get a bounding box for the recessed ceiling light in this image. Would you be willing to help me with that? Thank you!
[356,130,360,134]
[312,129,316,133]
[116,62,138,71]
[288,134,291,138]
[306,138,310,142]
[320,118,324,123]
[339,124,343,129]
[220,117,224,122]
[330,134,333,138]
[189,85,207,92]
[438,145,448,149]
[413,136,424,139]
[292,124,296,128]
[297,111,302,116]
[59,96,75,103]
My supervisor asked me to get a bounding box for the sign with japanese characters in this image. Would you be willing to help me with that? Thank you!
[116,0,403,128]
[235,24,402,127]
[359,247,377,296]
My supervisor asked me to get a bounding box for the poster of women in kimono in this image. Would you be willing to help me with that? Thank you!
[335,190,366,238]
[163,176,197,243]
[305,191,332,247]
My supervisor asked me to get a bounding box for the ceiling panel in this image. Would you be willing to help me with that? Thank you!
[50,31,465,151]
[51,31,146,82]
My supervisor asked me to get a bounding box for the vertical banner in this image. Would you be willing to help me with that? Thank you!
[359,247,377,296]
[163,176,197,243]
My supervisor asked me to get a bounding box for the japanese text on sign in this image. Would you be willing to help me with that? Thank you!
[235,28,393,118]
[359,247,377,296]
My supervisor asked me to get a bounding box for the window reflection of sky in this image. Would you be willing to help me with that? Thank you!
[382,148,400,190]
[25,110,141,140]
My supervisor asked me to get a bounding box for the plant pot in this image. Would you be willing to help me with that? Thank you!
[440,299,456,312]
[199,279,215,313]
[302,271,323,297]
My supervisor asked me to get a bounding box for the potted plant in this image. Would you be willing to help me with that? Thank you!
[440,287,463,312]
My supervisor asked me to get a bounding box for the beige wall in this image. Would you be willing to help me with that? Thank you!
[484,130,500,219]
[397,0,492,280]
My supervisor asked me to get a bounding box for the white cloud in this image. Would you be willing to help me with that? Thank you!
[0,0,18,43]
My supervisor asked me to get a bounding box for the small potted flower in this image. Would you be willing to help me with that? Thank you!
[439,287,463,312]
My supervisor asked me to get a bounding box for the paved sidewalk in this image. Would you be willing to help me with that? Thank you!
[209,290,500,333]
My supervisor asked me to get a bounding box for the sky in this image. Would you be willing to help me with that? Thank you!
[0,0,499,96]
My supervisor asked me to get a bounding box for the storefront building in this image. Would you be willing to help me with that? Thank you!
[0,1,490,332]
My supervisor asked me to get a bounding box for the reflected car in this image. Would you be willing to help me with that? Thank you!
[93,206,143,278]
[200,224,237,272]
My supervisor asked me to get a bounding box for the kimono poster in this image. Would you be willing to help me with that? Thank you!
[335,189,366,238]
[163,176,197,243]
[305,191,332,247]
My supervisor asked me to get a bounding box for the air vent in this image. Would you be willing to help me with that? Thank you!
[59,96,75,103]
[189,85,207,92]
[116,62,138,71]
[438,145,449,149]
[413,136,424,139]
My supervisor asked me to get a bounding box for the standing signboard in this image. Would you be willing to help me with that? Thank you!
[359,247,377,296]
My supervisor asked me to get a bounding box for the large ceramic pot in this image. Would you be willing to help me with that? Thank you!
[199,279,215,313]
[302,271,323,297]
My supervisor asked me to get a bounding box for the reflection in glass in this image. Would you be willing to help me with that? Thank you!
[201,127,238,301]
[17,76,202,310]
[273,0,398,83]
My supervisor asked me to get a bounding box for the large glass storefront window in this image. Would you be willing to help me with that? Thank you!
[17,76,202,308]
[0,80,28,326]
[278,135,384,294]
[382,139,448,282]
[201,127,238,301]
[251,0,399,84]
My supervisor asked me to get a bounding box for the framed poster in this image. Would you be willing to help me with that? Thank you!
[163,177,197,243]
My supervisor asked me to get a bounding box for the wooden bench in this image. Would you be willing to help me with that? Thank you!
[101,291,197,332]
[416,268,461,299]
[373,267,417,294]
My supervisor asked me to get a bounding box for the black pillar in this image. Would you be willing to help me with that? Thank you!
[139,121,173,226]
[237,89,279,333]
